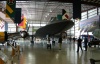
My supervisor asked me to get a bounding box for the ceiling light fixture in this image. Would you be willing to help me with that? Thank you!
[45,15,47,17]
[47,13,49,15]
[50,9,52,12]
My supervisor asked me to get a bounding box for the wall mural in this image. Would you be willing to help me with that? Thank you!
[80,15,100,32]
[80,15,100,39]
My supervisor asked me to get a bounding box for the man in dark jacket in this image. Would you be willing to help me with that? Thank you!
[77,37,83,52]
[84,37,88,51]
[58,37,62,50]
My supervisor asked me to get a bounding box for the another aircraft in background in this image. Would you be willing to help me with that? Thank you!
[35,9,74,38]
[0,14,29,43]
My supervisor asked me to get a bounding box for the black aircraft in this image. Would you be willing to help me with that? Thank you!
[35,9,74,38]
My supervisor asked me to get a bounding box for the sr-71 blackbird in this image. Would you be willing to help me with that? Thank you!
[35,9,74,38]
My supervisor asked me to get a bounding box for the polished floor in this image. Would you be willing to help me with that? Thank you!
[1,39,100,64]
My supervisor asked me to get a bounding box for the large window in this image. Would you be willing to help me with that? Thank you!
[69,7,99,38]
[98,7,100,15]
[88,8,97,18]
[8,24,16,33]
[81,12,87,21]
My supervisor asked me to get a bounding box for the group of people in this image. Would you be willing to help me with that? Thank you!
[47,36,63,50]
[47,35,89,51]
[77,37,88,52]
[29,32,90,51]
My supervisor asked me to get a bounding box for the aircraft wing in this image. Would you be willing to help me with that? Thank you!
[8,32,21,40]
[8,31,29,40]
[0,31,29,43]
[35,20,74,38]
[35,9,74,38]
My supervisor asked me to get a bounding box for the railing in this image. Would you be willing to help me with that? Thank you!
[0,51,9,64]
[0,39,21,64]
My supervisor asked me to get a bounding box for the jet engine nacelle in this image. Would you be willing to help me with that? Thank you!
[20,31,29,38]
[0,31,29,43]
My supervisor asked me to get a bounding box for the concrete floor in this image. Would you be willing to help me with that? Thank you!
[1,40,100,64]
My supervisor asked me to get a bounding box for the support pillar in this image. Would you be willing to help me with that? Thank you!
[16,23,18,32]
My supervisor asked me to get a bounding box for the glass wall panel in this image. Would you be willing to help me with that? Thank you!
[88,8,97,13]
[82,12,87,16]
[8,24,16,27]
[8,24,16,33]
[8,28,16,33]
[98,8,100,15]
[88,8,97,18]
[81,12,87,21]
[88,13,97,18]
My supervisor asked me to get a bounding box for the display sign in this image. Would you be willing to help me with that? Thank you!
[6,0,16,20]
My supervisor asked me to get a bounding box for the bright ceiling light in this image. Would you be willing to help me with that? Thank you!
[45,15,47,17]
[47,13,49,15]
[30,24,46,26]
[50,10,52,12]
[44,18,46,20]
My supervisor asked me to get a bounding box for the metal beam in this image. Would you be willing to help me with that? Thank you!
[0,0,42,1]
[48,0,72,3]
[81,1,100,7]
[0,0,100,7]
[0,0,30,1]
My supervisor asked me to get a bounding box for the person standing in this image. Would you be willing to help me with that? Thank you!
[31,35,34,44]
[47,37,51,49]
[84,37,88,51]
[58,37,62,50]
[73,37,76,42]
[77,37,83,52]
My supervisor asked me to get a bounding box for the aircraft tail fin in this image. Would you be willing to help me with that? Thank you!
[62,9,69,20]
[48,9,69,24]
[18,14,27,30]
